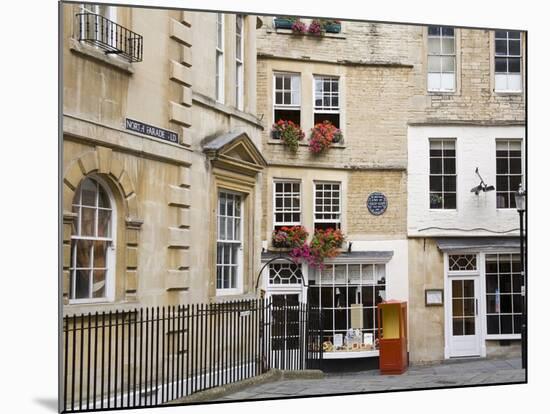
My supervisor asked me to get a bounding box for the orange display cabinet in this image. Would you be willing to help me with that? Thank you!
[377,300,408,375]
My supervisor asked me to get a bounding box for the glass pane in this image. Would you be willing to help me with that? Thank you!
[427,73,441,90]
[495,74,508,91]
[216,266,223,289]
[486,275,498,294]
[508,39,520,55]
[444,193,456,209]
[501,315,513,334]
[275,92,283,105]
[496,158,508,174]
[75,240,92,268]
[500,295,512,313]
[452,299,463,317]
[495,31,507,39]
[219,217,226,240]
[98,186,110,208]
[275,76,282,90]
[376,264,386,283]
[453,318,464,336]
[513,315,522,334]
[362,286,374,306]
[428,26,440,36]
[441,56,455,72]
[92,270,106,298]
[442,27,454,36]
[443,176,456,192]
[362,264,374,283]
[463,280,474,297]
[441,73,455,90]
[320,287,333,308]
[283,76,290,89]
[334,265,347,284]
[507,73,522,90]
[463,299,475,316]
[464,317,475,335]
[452,280,463,298]
[508,31,520,39]
[499,274,512,293]
[430,176,442,192]
[428,56,441,72]
[80,207,96,237]
[75,269,91,299]
[487,315,500,334]
[430,192,443,209]
[97,209,111,237]
[80,179,97,207]
[430,157,442,174]
[495,39,507,56]
[441,38,455,54]
[508,58,521,73]
[486,295,497,313]
[93,241,108,268]
[495,58,507,73]
[349,265,361,283]
[375,287,385,304]
[428,37,440,54]
[443,158,456,174]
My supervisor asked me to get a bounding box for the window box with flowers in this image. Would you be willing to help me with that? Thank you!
[308,121,343,154]
[291,228,345,269]
[322,19,342,33]
[272,225,308,248]
[271,120,305,152]
[274,16,294,30]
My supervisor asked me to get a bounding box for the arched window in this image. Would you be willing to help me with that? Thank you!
[70,176,116,302]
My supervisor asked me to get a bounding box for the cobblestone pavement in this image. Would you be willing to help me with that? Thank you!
[216,358,525,401]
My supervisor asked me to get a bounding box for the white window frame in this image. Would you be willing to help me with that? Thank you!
[69,176,117,304]
[429,139,457,210]
[494,31,522,93]
[216,190,243,296]
[273,179,302,229]
[496,139,523,210]
[313,181,341,230]
[427,26,456,92]
[313,75,340,125]
[483,253,523,340]
[309,261,387,348]
[268,262,304,286]
[235,14,244,111]
[273,72,301,127]
[216,13,225,104]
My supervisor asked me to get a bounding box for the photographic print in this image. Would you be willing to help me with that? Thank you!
[60,1,527,411]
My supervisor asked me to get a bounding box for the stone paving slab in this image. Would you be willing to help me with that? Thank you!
[215,358,525,401]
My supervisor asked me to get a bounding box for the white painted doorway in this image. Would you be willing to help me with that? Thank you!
[447,276,482,357]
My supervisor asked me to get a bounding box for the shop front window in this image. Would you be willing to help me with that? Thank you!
[308,263,386,352]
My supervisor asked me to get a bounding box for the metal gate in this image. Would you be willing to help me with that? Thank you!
[267,297,323,371]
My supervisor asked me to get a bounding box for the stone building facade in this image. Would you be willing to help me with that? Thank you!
[256,18,413,363]
[62,3,265,317]
[255,17,525,365]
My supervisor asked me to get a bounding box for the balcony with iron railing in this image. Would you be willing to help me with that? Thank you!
[76,13,143,63]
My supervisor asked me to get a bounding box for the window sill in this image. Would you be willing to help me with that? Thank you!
[428,90,458,96]
[267,139,346,149]
[267,28,346,40]
[69,38,135,75]
[485,335,521,341]
[494,90,523,96]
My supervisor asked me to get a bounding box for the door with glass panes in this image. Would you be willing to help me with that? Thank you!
[448,277,481,357]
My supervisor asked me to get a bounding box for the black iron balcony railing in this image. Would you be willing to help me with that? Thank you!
[76,13,143,63]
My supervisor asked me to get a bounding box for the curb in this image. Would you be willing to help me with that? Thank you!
[165,369,324,404]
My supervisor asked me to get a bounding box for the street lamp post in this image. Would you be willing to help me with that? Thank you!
[514,183,526,369]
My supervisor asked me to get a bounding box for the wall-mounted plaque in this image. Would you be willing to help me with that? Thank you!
[425,289,444,306]
[367,192,388,215]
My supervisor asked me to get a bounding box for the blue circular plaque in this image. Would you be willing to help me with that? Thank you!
[367,192,388,216]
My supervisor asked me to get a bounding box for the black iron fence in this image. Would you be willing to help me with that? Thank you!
[76,13,143,62]
[62,299,323,412]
